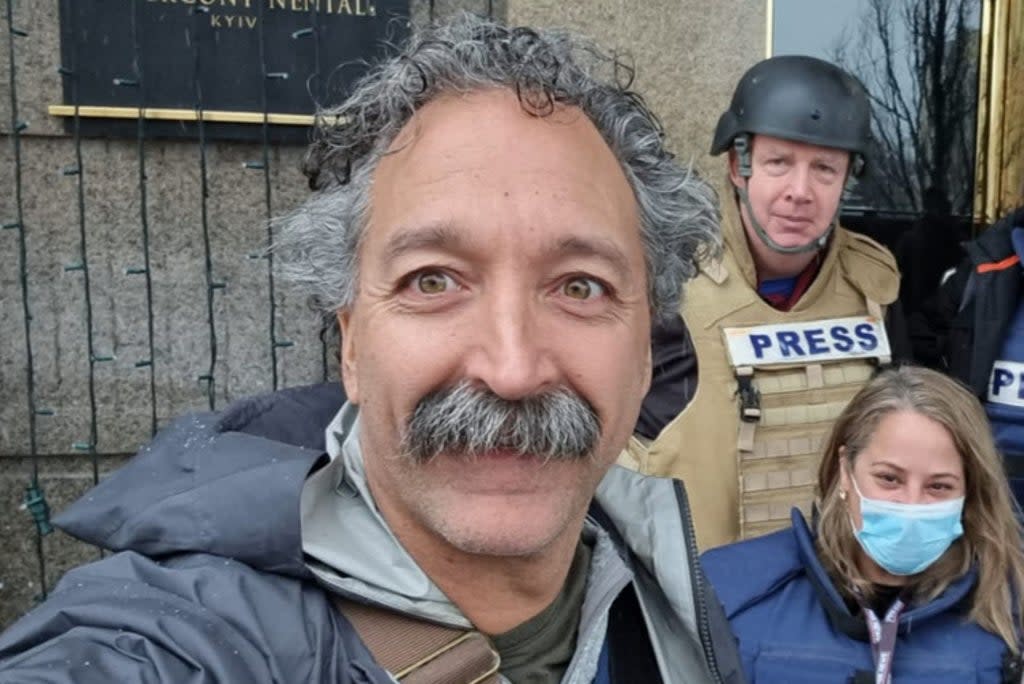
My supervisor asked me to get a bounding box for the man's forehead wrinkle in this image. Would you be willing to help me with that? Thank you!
[375,223,641,284]
[552,235,634,278]
[381,223,463,263]
[755,136,848,159]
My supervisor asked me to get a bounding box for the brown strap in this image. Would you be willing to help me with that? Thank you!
[332,595,501,684]
[865,298,883,320]
[737,420,756,452]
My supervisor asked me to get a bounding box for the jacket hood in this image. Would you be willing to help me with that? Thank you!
[54,383,347,578]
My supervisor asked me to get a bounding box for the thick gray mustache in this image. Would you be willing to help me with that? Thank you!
[400,380,601,464]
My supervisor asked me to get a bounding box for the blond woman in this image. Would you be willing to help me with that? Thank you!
[702,365,1024,683]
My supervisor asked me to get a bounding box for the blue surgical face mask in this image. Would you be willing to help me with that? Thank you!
[849,472,965,576]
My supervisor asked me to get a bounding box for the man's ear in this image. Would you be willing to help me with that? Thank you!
[337,309,359,404]
[641,332,653,396]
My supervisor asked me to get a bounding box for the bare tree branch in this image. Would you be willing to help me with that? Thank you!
[832,0,978,215]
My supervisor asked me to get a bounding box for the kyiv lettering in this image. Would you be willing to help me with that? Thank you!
[210,14,258,27]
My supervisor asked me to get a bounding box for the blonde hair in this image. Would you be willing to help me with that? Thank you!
[816,365,1024,651]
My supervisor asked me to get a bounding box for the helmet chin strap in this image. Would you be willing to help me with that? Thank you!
[733,135,851,257]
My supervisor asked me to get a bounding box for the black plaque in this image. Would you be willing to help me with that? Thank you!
[57,0,410,143]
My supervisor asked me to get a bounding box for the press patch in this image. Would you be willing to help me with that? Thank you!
[723,316,890,368]
[988,360,1024,407]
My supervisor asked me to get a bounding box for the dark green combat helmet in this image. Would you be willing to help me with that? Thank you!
[711,55,871,174]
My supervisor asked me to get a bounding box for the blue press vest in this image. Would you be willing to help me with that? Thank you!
[984,228,1024,504]
[985,299,1024,456]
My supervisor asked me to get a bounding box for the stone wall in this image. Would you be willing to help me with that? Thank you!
[0,0,765,629]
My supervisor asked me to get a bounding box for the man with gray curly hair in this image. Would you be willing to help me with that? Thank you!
[0,13,741,684]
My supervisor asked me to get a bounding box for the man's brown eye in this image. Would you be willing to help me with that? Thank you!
[563,277,602,300]
[416,271,451,294]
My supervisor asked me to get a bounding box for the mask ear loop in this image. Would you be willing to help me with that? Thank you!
[841,458,864,535]
[812,459,851,529]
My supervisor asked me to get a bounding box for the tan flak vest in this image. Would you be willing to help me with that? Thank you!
[620,201,899,550]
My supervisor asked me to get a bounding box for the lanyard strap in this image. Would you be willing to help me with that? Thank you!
[860,597,905,684]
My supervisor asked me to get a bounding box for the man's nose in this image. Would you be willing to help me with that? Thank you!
[784,166,813,203]
[462,291,560,400]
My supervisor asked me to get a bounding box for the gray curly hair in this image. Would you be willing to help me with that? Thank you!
[274,12,720,322]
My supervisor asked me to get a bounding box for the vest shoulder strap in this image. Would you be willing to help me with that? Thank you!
[332,594,501,684]
[836,228,900,306]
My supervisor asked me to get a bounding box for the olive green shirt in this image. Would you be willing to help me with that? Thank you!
[490,541,593,684]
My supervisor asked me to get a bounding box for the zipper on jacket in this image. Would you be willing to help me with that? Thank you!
[675,480,724,684]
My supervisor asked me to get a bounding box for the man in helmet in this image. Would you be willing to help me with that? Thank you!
[622,55,904,549]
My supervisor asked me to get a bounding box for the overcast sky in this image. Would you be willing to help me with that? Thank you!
[773,0,864,58]
[773,0,982,61]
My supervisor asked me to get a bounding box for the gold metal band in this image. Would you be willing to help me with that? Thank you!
[974,0,1023,226]
[48,105,315,126]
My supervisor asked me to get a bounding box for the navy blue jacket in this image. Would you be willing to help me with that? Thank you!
[940,207,1024,396]
[911,206,1024,502]
[701,510,1017,683]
